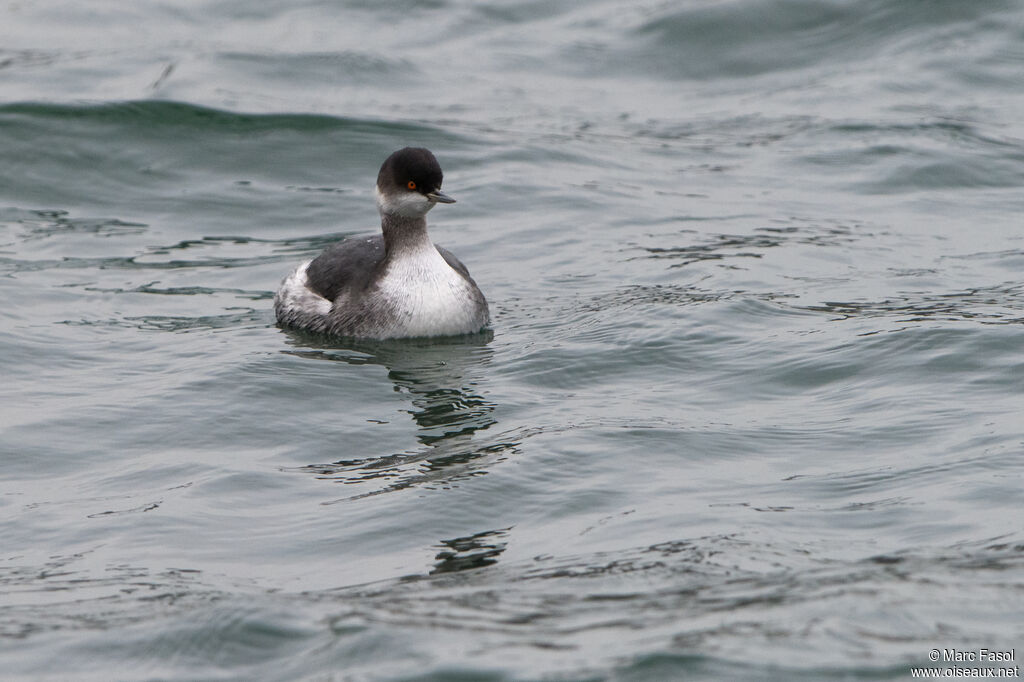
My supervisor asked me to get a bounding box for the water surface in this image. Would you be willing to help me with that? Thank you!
[2,1,1023,680]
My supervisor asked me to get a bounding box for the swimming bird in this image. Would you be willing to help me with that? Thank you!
[274,147,489,339]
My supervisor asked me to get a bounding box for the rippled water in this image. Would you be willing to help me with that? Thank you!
[2,1,1023,680]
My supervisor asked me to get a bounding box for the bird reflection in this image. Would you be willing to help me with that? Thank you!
[431,527,511,575]
[280,329,517,500]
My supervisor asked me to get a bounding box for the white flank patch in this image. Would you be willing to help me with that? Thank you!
[275,260,332,316]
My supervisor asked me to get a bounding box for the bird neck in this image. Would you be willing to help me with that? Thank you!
[381,212,432,256]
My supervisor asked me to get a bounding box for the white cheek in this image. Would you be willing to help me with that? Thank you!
[375,186,434,217]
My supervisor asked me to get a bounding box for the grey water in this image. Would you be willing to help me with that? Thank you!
[2,1,1023,680]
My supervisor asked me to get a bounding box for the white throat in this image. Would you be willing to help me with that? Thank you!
[376,185,435,219]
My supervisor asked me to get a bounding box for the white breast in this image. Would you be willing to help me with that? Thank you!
[376,246,482,337]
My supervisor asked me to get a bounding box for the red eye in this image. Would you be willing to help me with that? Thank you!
[407,180,416,190]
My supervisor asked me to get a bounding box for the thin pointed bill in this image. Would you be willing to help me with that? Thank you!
[427,189,456,204]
